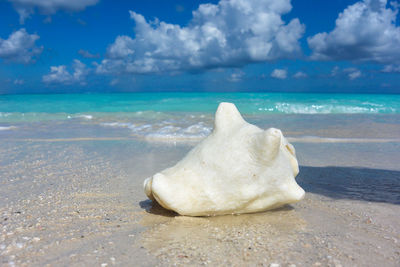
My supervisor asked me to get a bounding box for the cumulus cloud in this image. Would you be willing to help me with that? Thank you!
[0,28,43,63]
[76,18,87,26]
[382,64,400,72]
[293,71,307,78]
[308,0,400,64]
[14,79,24,85]
[345,68,362,80]
[331,66,340,76]
[110,78,119,86]
[97,0,304,75]
[78,49,100,58]
[227,70,245,82]
[331,66,362,80]
[271,68,287,79]
[42,59,89,85]
[8,0,99,24]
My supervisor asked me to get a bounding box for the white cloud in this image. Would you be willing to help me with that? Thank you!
[228,70,245,82]
[110,78,119,86]
[0,28,43,63]
[348,71,361,80]
[330,66,363,79]
[331,66,340,76]
[271,68,287,79]
[76,18,87,26]
[8,0,99,24]
[382,64,400,72]
[43,59,89,85]
[14,79,24,85]
[97,0,304,75]
[308,0,400,64]
[293,71,307,78]
[346,68,362,80]
[43,65,70,83]
[78,49,100,58]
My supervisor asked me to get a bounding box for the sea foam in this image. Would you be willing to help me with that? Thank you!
[101,120,212,142]
[67,114,93,120]
[0,126,16,131]
[267,103,396,114]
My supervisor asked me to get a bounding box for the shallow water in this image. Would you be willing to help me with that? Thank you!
[1,113,400,143]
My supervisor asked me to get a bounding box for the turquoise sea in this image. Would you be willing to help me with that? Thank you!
[1,92,399,115]
[1,92,400,142]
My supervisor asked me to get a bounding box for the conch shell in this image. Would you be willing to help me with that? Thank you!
[144,102,305,216]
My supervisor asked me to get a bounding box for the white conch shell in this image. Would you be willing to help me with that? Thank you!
[144,102,305,216]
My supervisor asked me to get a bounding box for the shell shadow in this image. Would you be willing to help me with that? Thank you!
[139,199,178,217]
[297,166,400,205]
[139,198,294,218]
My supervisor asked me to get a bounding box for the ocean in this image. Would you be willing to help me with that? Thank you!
[1,92,399,143]
[1,92,399,115]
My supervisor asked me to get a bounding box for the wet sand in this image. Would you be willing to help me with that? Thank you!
[1,117,400,266]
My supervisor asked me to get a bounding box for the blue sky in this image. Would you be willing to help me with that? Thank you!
[0,0,399,94]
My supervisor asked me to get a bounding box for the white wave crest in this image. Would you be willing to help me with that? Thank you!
[0,126,16,131]
[67,114,93,120]
[0,112,12,117]
[101,120,212,142]
[268,103,396,114]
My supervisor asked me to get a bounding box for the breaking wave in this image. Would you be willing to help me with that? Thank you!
[0,126,16,131]
[101,121,212,142]
[257,102,396,114]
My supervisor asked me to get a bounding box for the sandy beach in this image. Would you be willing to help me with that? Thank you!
[1,113,400,267]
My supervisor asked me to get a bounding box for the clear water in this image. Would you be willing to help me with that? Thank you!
[1,92,399,142]
[1,92,399,116]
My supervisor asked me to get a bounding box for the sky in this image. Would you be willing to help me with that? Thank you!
[0,0,399,94]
